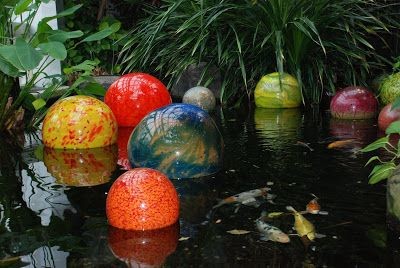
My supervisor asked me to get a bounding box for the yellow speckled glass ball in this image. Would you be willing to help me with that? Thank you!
[254,72,301,108]
[42,96,118,149]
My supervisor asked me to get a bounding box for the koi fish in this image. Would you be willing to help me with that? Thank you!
[213,187,273,209]
[256,218,290,243]
[296,141,314,152]
[306,194,321,214]
[286,206,316,241]
[327,139,357,149]
[306,194,329,215]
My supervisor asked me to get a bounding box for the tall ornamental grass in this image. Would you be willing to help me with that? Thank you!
[119,0,399,107]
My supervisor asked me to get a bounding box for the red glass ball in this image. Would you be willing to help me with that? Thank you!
[106,168,179,230]
[330,86,378,119]
[378,103,400,131]
[104,73,172,127]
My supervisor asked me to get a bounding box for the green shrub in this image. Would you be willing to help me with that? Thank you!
[119,0,399,107]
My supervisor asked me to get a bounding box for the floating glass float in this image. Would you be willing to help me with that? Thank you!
[43,145,118,187]
[42,95,118,149]
[108,223,178,267]
[127,103,224,179]
[254,72,301,108]
[378,103,400,132]
[106,168,179,230]
[182,86,216,112]
[330,86,378,119]
[104,72,172,127]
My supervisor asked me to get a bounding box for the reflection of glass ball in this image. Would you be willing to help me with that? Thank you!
[182,86,216,112]
[42,96,118,149]
[108,223,179,267]
[128,103,224,179]
[43,145,118,187]
[117,127,134,170]
[104,73,172,127]
[330,118,376,144]
[106,168,179,230]
[254,107,301,146]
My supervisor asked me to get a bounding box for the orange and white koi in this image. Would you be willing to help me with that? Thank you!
[213,187,273,209]
[287,206,316,241]
[306,194,321,214]
[327,139,357,149]
[256,218,290,243]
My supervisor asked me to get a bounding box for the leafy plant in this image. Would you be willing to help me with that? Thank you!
[361,100,400,184]
[119,0,399,106]
[0,0,119,134]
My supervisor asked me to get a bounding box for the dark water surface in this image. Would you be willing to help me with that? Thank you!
[0,105,396,267]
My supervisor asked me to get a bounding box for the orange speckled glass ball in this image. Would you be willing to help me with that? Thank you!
[42,95,118,149]
[104,72,172,127]
[106,168,179,230]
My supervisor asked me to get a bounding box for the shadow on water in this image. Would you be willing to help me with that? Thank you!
[0,105,397,267]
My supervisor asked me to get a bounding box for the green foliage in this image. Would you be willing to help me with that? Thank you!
[361,114,400,184]
[0,0,119,133]
[119,0,398,106]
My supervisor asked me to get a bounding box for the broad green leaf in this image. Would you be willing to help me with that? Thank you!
[368,163,396,184]
[41,4,82,24]
[16,38,43,70]
[0,45,24,70]
[386,121,400,135]
[79,82,106,97]
[0,54,20,77]
[48,30,83,43]
[81,23,120,42]
[38,42,67,60]
[360,136,389,152]
[14,0,32,15]
[32,98,46,110]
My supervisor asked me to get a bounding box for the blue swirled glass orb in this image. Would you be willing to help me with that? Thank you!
[127,103,224,179]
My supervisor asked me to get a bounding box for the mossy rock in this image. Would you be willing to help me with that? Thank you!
[379,72,400,105]
[254,72,301,108]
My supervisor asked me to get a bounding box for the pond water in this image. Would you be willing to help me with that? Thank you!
[0,105,397,267]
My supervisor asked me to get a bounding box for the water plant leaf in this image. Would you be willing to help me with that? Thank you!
[81,22,120,42]
[268,212,284,218]
[48,30,83,43]
[14,0,33,15]
[364,156,383,166]
[368,162,396,184]
[38,42,67,60]
[227,229,251,235]
[32,98,46,110]
[0,38,43,71]
[360,136,389,152]
[386,121,400,135]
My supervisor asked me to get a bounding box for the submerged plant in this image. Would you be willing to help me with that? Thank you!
[119,0,398,106]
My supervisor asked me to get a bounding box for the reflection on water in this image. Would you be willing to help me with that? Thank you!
[108,223,179,267]
[0,106,394,267]
[254,107,302,149]
[21,161,76,226]
[43,145,118,187]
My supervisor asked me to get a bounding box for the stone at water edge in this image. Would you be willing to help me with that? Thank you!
[104,72,172,127]
[42,95,118,149]
[106,168,179,230]
[330,86,378,119]
[254,72,302,108]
